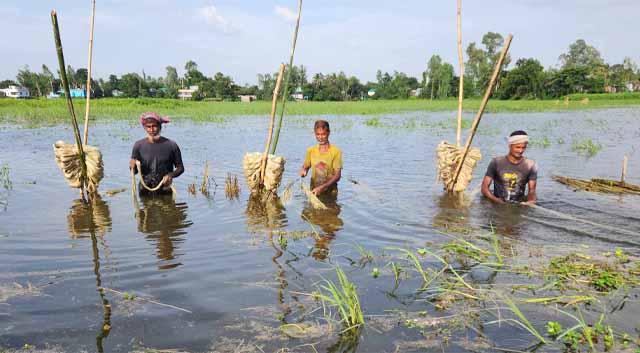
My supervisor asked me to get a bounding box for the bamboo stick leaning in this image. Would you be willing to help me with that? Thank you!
[449,34,513,193]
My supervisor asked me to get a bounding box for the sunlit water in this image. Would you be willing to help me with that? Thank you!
[1,109,639,352]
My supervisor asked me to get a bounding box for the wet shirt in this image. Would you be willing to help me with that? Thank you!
[131,137,184,190]
[485,156,537,202]
[303,144,343,191]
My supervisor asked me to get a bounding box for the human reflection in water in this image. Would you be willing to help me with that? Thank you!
[301,194,344,261]
[245,194,287,233]
[136,195,192,270]
[478,197,529,238]
[432,193,472,233]
[66,196,112,353]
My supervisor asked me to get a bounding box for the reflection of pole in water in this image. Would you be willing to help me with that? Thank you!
[67,198,112,353]
[268,232,291,322]
[90,231,111,353]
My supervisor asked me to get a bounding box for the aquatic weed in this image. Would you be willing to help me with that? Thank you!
[316,266,364,336]
[0,163,11,190]
[571,138,602,156]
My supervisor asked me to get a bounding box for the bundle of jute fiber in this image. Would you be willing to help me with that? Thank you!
[243,152,286,194]
[436,141,481,192]
[54,140,104,194]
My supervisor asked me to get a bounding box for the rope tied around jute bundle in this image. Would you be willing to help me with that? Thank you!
[436,141,481,192]
[130,160,177,194]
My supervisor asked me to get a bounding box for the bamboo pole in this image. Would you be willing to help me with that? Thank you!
[52,10,88,195]
[621,155,628,184]
[455,0,464,147]
[259,64,286,186]
[270,0,302,155]
[83,0,96,144]
[449,34,513,193]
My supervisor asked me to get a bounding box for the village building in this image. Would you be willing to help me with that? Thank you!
[178,85,199,100]
[238,94,257,103]
[0,85,30,98]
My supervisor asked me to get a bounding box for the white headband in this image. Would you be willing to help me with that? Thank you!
[508,135,529,145]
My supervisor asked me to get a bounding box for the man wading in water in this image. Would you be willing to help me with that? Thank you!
[299,120,343,196]
[130,112,184,196]
[481,130,537,204]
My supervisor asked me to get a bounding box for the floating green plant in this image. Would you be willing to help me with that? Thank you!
[571,138,602,156]
[316,266,364,336]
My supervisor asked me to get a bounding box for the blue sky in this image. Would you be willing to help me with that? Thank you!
[1,0,638,85]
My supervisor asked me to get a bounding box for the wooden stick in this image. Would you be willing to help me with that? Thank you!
[456,0,464,147]
[259,64,286,186]
[449,34,513,192]
[621,155,628,184]
[52,10,88,196]
[99,287,192,314]
[270,0,303,155]
[83,0,96,144]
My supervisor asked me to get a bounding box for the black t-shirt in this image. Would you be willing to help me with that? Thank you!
[485,156,537,202]
[131,137,184,189]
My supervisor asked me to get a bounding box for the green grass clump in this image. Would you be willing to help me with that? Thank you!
[571,138,602,156]
[2,95,640,127]
[316,267,364,335]
[0,163,11,190]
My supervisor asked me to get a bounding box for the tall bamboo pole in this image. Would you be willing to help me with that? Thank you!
[52,10,88,195]
[270,0,302,155]
[455,0,464,147]
[260,64,286,186]
[449,34,513,193]
[621,155,628,184]
[83,0,96,144]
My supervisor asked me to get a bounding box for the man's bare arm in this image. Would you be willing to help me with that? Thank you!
[481,175,504,204]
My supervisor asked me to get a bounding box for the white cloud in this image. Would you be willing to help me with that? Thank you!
[274,5,297,22]
[199,4,236,34]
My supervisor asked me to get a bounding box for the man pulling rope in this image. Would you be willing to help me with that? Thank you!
[129,112,184,196]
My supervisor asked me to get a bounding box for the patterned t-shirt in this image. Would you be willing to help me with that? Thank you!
[485,156,537,202]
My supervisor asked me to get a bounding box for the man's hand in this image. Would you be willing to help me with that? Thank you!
[129,159,137,170]
[299,167,308,178]
[163,174,173,187]
[311,185,325,196]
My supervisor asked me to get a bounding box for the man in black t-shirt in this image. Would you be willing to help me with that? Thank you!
[130,112,184,196]
[481,130,537,204]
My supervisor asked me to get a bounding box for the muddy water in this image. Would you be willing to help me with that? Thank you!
[1,108,639,352]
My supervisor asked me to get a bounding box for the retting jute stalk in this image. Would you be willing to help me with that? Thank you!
[455,0,464,147]
[447,34,513,193]
[243,64,286,194]
[82,0,96,144]
[270,0,302,155]
[51,10,104,195]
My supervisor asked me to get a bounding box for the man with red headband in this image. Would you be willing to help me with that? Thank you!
[481,130,537,204]
[129,112,184,195]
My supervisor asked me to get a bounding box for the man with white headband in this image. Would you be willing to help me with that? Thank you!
[129,112,184,196]
[481,130,537,204]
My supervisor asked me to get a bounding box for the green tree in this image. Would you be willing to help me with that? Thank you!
[120,73,143,98]
[559,39,604,70]
[500,58,545,99]
[165,66,179,89]
[426,55,442,99]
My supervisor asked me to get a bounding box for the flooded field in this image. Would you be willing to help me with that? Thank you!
[1,108,640,353]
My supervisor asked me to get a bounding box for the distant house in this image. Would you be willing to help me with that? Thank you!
[238,95,257,103]
[111,89,123,97]
[47,92,61,99]
[178,85,199,100]
[410,88,422,97]
[367,89,376,97]
[0,85,30,99]
[70,88,87,98]
[290,87,304,101]
[627,82,640,92]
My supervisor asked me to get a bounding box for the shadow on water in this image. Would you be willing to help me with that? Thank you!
[135,195,192,270]
[66,196,113,353]
[301,193,343,261]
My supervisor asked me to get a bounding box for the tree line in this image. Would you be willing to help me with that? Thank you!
[2,34,638,101]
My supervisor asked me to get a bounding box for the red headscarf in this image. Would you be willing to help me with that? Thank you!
[140,112,171,126]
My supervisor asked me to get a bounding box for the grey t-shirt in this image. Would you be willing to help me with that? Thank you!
[485,156,537,202]
[131,137,184,189]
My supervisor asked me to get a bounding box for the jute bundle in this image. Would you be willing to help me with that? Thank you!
[243,152,285,194]
[54,140,104,194]
[436,141,481,192]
